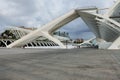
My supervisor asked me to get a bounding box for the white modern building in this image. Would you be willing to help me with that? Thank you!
[7,0,120,49]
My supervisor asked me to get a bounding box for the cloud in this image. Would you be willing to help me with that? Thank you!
[0,0,115,39]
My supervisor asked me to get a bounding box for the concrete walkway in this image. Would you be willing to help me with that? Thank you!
[0,48,120,80]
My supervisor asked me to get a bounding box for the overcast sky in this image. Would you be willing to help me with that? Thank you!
[0,0,115,39]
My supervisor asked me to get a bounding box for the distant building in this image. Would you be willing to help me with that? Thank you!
[73,38,84,44]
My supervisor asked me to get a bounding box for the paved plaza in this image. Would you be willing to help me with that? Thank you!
[0,48,120,80]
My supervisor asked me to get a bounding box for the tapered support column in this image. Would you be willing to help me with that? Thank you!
[42,32,66,48]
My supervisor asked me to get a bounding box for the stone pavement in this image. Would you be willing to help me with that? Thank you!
[0,48,120,80]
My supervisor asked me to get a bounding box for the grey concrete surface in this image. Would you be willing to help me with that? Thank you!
[0,48,120,80]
